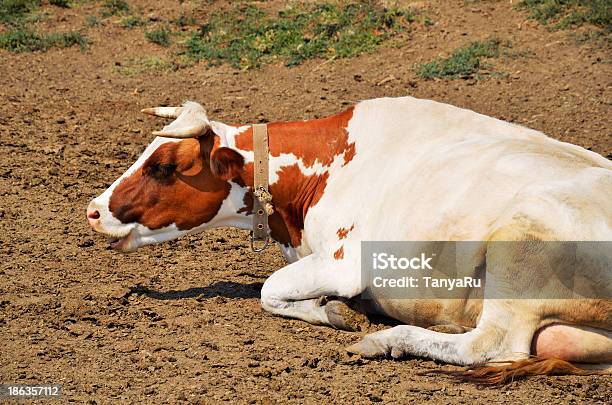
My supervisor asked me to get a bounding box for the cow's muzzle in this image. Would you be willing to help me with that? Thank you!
[87,200,137,252]
[87,206,101,228]
[106,230,135,252]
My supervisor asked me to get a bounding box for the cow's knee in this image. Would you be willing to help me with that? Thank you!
[260,291,285,314]
[259,254,364,326]
[260,278,281,311]
[260,280,328,324]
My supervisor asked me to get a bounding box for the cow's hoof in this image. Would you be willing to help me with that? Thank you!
[324,300,369,332]
[346,328,413,359]
[427,324,472,334]
[345,331,390,358]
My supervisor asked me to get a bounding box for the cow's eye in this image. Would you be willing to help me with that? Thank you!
[149,163,177,178]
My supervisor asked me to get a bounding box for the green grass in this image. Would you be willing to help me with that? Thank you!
[0,27,86,52]
[85,15,99,27]
[0,0,88,52]
[0,0,40,24]
[145,27,170,46]
[517,0,611,32]
[120,15,144,28]
[114,56,174,76]
[183,2,414,69]
[173,13,197,27]
[24,9,48,23]
[49,0,70,8]
[102,0,129,17]
[417,39,501,79]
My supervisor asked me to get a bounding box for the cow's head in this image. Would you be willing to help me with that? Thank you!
[87,102,251,252]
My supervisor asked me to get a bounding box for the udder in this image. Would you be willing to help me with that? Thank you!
[532,324,612,363]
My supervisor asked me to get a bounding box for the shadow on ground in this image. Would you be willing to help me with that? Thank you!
[128,281,263,300]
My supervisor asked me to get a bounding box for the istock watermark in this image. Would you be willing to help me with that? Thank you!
[361,241,612,300]
[372,252,434,270]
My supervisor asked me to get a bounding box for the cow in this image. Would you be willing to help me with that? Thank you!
[87,97,612,383]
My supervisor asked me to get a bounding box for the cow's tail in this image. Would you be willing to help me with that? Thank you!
[420,357,610,385]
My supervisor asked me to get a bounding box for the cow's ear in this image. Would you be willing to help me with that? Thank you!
[175,139,201,173]
[210,147,245,180]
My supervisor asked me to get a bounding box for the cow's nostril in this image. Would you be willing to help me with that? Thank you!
[88,210,100,220]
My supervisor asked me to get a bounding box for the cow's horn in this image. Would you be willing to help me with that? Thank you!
[141,107,182,118]
[151,123,207,138]
[144,101,209,138]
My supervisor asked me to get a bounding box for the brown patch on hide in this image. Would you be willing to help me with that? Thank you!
[337,224,355,240]
[235,107,355,168]
[109,137,231,231]
[334,245,344,260]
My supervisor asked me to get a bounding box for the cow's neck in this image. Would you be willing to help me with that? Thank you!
[232,107,355,248]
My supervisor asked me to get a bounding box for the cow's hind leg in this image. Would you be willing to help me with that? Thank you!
[347,228,611,366]
[260,254,367,330]
[347,299,537,365]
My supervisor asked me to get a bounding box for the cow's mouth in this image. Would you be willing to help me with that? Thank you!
[107,231,134,251]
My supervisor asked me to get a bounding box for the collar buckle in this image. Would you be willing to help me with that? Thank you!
[251,124,272,253]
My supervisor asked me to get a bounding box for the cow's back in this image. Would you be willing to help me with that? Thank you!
[304,96,612,256]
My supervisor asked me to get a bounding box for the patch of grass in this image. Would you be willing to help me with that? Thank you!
[0,27,87,52]
[102,0,129,17]
[85,15,99,27]
[114,56,174,76]
[0,0,41,24]
[24,10,49,23]
[173,13,197,27]
[50,0,70,8]
[517,0,611,32]
[183,2,414,69]
[574,27,610,45]
[145,27,171,46]
[503,48,536,59]
[120,15,144,28]
[417,39,501,79]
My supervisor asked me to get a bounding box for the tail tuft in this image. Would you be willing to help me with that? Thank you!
[420,357,606,385]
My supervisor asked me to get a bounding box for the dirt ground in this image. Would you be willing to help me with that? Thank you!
[1,0,611,403]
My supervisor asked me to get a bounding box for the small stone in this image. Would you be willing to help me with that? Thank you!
[116,340,138,353]
[110,286,132,300]
[252,368,272,378]
[77,239,94,248]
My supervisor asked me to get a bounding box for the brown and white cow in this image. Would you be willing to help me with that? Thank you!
[87,97,611,382]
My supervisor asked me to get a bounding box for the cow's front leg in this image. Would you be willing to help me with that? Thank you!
[260,254,367,330]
